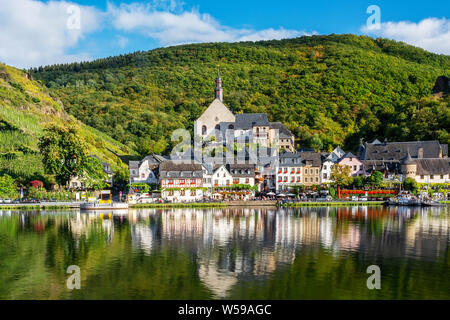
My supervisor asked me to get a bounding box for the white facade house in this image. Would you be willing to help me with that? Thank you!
[276,152,303,192]
[321,147,345,183]
[129,154,166,185]
[212,165,234,188]
[159,161,205,203]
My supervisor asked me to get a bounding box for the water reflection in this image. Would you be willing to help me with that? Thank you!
[0,206,448,299]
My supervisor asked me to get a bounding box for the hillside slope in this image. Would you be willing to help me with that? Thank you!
[0,63,131,183]
[31,34,450,153]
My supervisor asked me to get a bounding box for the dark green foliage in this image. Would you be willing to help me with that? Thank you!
[30,35,450,153]
[404,177,419,192]
[38,124,89,186]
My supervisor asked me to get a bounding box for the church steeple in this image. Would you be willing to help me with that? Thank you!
[214,66,223,102]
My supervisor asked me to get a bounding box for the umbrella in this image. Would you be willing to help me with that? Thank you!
[267,192,276,196]
[277,193,286,197]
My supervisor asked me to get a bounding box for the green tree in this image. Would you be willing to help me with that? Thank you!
[404,177,419,192]
[0,175,17,198]
[353,176,365,188]
[38,124,89,187]
[82,157,109,190]
[366,171,384,188]
[330,164,353,199]
[310,134,323,152]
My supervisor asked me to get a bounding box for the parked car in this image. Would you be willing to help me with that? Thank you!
[359,197,368,201]
[0,199,3,204]
[28,198,38,203]
[13,199,20,204]
[3,199,12,204]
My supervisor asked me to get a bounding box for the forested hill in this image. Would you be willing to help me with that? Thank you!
[0,63,131,183]
[31,34,450,155]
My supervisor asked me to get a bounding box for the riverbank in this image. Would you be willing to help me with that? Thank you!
[281,201,385,207]
[0,202,80,210]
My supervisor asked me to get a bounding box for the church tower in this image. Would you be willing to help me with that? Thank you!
[214,67,223,102]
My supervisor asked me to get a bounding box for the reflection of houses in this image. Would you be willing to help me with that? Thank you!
[68,212,114,244]
[405,210,449,257]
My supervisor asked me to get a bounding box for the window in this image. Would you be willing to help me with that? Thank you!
[202,125,207,135]
[305,177,308,183]
[323,173,327,179]
[360,165,363,170]
[168,190,174,196]
[215,124,220,131]
[316,178,319,183]
[180,179,185,185]
[420,175,424,179]
[441,175,444,179]
[323,165,327,170]
[310,169,313,175]
[228,124,234,130]
[168,179,174,185]
[191,179,196,185]
[430,175,434,179]
[353,166,357,171]
[132,170,136,175]
[180,190,185,196]
[226,180,230,186]
[214,180,218,185]
[316,169,319,174]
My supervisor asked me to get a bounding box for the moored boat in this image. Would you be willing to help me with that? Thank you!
[80,202,129,211]
[387,191,421,206]
[80,190,129,211]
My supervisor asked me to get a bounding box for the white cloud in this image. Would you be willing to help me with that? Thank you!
[0,0,102,68]
[117,35,129,48]
[108,2,312,46]
[362,17,450,55]
[0,0,312,68]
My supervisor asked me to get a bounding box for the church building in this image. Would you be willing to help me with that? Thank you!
[194,70,295,153]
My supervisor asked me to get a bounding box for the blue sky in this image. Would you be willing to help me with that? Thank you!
[1,0,449,68]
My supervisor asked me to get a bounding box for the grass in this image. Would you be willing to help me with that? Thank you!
[0,205,74,210]
[130,203,229,208]
[281,201,385,207]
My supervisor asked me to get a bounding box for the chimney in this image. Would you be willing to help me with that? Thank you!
[418,147,423,159]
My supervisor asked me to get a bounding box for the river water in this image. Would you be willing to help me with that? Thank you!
[0,205,448,300]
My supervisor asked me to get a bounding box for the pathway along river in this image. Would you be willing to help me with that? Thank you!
[0,205,448,299]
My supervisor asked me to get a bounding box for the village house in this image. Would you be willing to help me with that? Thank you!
[299,151,322,187]
[211,165,234,188]
[337,152,365,177]
[276,152,302,192]
[360,140,449,182]
[321,147,345,183]
[159,161,205,202]
[129,154,167,185]
[228,164,256,187]
[68,155,113,190]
